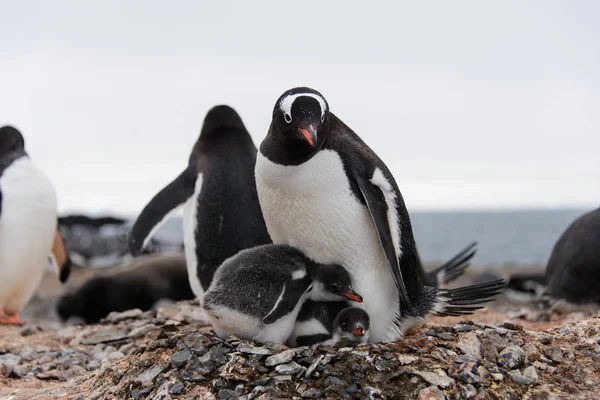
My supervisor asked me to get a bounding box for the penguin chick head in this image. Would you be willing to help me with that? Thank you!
[0,125,25,157]
[332,307,370,345]
[311,264,363,303]
[272,87,330,150]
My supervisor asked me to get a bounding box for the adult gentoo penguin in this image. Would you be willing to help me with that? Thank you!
[0,126,70,325]
[202,244,363,344]
[128,106,272,300]
[255,87,505,342]
[545,207,600,308]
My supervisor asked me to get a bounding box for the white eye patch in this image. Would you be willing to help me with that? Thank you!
[279,93,327,122]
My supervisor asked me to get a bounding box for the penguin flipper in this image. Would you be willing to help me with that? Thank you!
[49,230,72,283]
[353,173,412,310]
[128,166,197,256]
[428,241,477,286]
[262,280,312,325]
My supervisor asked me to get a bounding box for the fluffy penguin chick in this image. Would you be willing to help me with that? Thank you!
[202,244,363,344]
[331,307,370,345]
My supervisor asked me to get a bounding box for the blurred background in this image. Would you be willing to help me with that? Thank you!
[1,0,598,267]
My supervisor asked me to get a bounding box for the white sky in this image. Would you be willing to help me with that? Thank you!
[1,1,598,215]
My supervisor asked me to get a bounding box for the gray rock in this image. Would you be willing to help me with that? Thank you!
[237,343,275,355]
[457,369,482,384]
[81,328,129,345]
[407,368,455,388]
[19,346,37,361]
[200,347,228,366]
[544,346,563,362]
[218,389,237,400]
[457,332,482,360]
[132,386,154,400]
[418,386,445,400]
[523,365,539,383]
[537,333,553,344]
[105,308,144,323]
[275,361,304,375]
[129,324,156,339]
[265,349,295,367]
[301,388,324,398]
[0,354,21,376]
[171,348,192,369]
[508,370,534,385]
[325,375,347,387]
[437,332,455,341]
[497,344,526,369]
[61,366,86,380]
[134,365,163,387]
[305,355,323,378]
[461,384,477,399]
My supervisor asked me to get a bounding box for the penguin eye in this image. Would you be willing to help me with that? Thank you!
[283,112,292,123]
[341,323,348,330]
[330,283,341,292]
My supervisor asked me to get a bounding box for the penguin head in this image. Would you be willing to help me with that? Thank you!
[201,105,247,134]
[332,307,370,345]
[311,264,363,303]
[271,87,330,151]
[0,125,25,157]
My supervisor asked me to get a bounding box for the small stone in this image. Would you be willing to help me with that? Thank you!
[134,365,163,387]
[19,346,37,361]
[218,389,237,400]
[437,332,454,341]
[235,384,245,395]
[61,365,86,380]
[325,376,347,387]
[108,351,124,361]
[397,354,418,365]
[558,326,571,335]
[523,366,539,383]
[275,361,304,375]
[36,370,61,380]
[455,325,476,333]
[408,368,455,388]
[237,343,274,355]
[105,308,143,323]
[20,325,37,337]
[457,369,482,384]
[273,374,292,382]
[418,386,445,400]
[346,385,358,395]
[543,346,563,363]
[301,388,323,398]
[508,370,534,385]
[537,333,553,344]
[499,321,523,331]
[457,332,482,360]
[6,343,22,354]
[265,349,295,367]
[131,387,154,400]
[81,328,129,345]
[0,354,21,376]
[171,348,192,369]
[129,324,155,339]
[305,355,323,378]
[491,373,504,381]
[497,345,525,369]
[35,345,50,353]
[461,384,477,399]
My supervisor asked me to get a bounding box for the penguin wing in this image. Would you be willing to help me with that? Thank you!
[262,279,312,325]
[353,173,412,309]
[128,166,197,256]
[0,189,3,220]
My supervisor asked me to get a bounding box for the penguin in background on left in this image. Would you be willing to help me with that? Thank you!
[0,125,71,325]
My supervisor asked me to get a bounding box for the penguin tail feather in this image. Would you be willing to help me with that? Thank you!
[431,278,506,317]
[429,241,477,286]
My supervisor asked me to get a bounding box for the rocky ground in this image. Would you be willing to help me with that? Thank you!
[1,297,599,400]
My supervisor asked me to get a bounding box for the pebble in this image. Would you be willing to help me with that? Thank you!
[105,308,144,323]
[237,343,275,355]
[508,370,534,385]
[275,361,304,375]
[544,346,564,363]
[418,386,445,400]
[305,355,323,378]
[461,384,477,399]
[301,388,323,398]
[171,348,192,369]
[408,368,455,388]
[397,354,418,365]
[129,324,156,339]
[497,345,525,369]
[81,328,129,345]
[265,349,295,367]
[457,332,482,360]
[523,366,539,383]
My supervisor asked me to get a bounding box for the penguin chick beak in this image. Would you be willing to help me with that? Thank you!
[298,126,317,147]
[352,326,365,336]
[342,290,363,303]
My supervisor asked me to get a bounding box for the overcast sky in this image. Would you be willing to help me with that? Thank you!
[1,1,598,216]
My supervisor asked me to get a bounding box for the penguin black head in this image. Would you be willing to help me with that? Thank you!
[0,125,25,157]
[311,264,363,303]
[333,307,370,344]
[271,87,330,151]
[201,105,246,135]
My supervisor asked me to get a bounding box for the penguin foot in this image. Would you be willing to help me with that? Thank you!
[0,312,26,326]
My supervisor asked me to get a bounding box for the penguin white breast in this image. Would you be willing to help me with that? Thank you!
[255,150,400,343]
[182,173,204,301]
[0,157,57,313]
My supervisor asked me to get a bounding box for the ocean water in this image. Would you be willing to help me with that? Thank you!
[150,208,590,268]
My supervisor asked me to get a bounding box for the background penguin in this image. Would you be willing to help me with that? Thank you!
[57,252,194,324]
[288,301,370,347]
[202,244,363,344]
[545,207,600,308]
[255,87,504,342]
[0,125,70,325]
[128,106,272,301]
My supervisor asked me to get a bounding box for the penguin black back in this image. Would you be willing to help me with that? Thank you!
[0,126,27,175]
[128,105,272,298]
[546,207,600,305]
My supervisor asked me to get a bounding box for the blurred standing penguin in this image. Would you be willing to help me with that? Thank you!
[0,126,71,325]
[128,106,272,301]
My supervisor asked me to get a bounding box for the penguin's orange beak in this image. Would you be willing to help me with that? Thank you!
[298,125,317,147]
[352,326,365,336]
[342,290,363,303]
